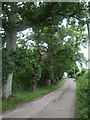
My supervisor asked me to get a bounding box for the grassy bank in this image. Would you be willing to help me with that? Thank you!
[2,79,64,112]
[76,70,88,119]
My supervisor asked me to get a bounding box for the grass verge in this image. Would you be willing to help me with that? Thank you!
[2,79,64,112]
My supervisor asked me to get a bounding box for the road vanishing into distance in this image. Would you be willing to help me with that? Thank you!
[3,78,77,119]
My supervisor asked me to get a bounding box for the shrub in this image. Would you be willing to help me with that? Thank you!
[76,70,88,119]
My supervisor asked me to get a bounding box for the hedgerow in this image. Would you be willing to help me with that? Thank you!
[76,70,88,119]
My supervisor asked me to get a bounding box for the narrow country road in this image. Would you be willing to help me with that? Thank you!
[3,78,77,118]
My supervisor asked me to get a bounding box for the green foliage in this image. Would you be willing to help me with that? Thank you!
[12,46,42,91]
[76,70,88,119]
[68,65,79,78]
[76,71,82,78]
[76,68,86,79]
[2,1,88,109]
[2,2,87,31]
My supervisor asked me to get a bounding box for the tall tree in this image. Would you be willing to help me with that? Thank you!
[2,2,87,97]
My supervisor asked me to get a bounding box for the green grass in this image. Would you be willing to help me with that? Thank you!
[2,79,64,112]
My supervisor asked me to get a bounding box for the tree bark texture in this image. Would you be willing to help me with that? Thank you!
[3,3,17,98]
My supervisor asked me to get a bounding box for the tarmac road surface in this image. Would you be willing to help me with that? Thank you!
[3,78,77,118]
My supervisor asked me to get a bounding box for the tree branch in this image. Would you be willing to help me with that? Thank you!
[17,24,31,32]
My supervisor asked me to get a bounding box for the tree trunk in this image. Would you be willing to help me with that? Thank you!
[6,30,16,52]
[45,79,51,86]
[32,83,37,91]
[52,79,56,84]
[3,30,17,98]
[47,44,53,85]
[3,73,13,98]
[56,77,59,82]
[2,3,17,98]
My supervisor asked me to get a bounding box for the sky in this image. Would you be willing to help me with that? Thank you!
[81,46,88,59]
